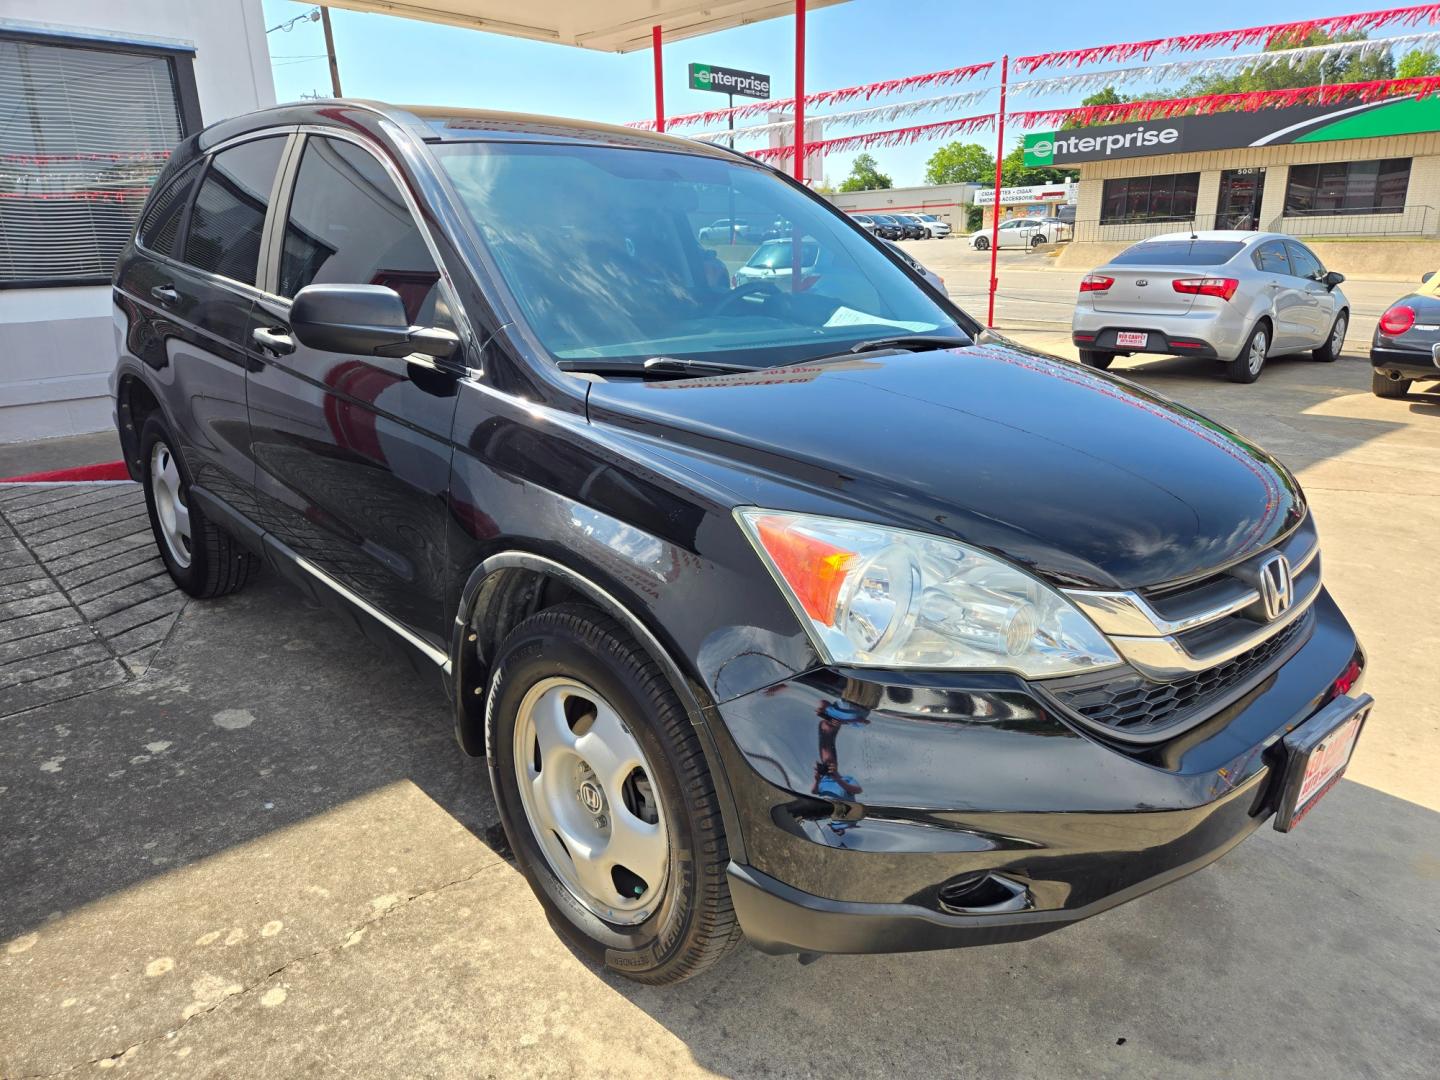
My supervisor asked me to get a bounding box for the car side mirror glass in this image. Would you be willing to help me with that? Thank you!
[291,283,459,360]
[1323,271,1345,289]
[1423,271,1435,284]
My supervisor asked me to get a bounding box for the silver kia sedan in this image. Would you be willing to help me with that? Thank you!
[1070,231,1349,382]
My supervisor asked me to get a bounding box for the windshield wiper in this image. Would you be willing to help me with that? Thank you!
[847,334,973,355]
[556,356,760,378]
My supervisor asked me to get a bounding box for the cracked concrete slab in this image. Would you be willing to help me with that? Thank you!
[2,348,1439,1078]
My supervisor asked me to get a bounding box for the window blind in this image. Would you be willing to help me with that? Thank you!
[0,38,184,285]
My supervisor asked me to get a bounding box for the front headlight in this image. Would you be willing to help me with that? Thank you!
[736,510,1122,678]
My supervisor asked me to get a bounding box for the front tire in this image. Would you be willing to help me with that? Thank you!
[1372,370,1412,398]
[1079,349,1115,370]
[973,235,990,251]
[1227,322,1270,383]
[1314,311,1347,362]
[486,604,740,984]
[139,417,257,598]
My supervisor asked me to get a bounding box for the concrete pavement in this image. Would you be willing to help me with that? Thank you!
[2,342,1438,1078]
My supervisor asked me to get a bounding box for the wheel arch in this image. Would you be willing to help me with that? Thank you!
[449,549,747,862]
[115,365,171,482]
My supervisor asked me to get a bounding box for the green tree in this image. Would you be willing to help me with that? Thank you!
[1397,48,1440,78]
[838,152,893,192]
[924,141,995,185]
[1062,87,1141,129]
[1000,144,1077,187]
[1180,31,1394,96]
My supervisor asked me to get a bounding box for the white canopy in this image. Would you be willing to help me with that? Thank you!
[320,0,849,53]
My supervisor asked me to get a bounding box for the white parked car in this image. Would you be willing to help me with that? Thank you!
[900,212,951,239]
[969,217,1065,251]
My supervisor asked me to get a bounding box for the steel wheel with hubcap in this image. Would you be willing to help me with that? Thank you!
[487,603,741,984]
[137,415,257,598]
[149,440,192,569]
[1313,312,1347,363]
[512,676,668,925]
[1228,323,1269,383]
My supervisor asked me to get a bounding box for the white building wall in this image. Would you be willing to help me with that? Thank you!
[0,0,275,444]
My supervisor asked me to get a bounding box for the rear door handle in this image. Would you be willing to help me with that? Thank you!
[150,284,179,304]
[251,327,296,356]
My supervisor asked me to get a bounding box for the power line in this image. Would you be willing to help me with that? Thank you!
[267,7,320,34]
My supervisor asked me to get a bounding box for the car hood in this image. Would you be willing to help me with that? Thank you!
[585,340,1304,590]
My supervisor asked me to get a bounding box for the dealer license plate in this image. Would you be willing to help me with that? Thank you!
[1273,694,1372,832]
[1115,331,1148,348]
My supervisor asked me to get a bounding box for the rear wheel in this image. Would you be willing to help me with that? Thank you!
[1227,322,1270,383]
[973,235,990,251]
[486,604,740,984]
[1313,311,1347,362]
[1372,370,1412,398]
[1079,349,1115,370]
[139,417,257,598]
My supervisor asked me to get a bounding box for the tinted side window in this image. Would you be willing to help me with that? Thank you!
[184,137,286,285]
[1286,242,1323,281]
[279,136,449,326]
[1253,241,1291,276]
[138,162,201,258]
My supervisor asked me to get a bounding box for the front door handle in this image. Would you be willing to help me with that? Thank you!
[252,327,296,356]
[150,284,179,304]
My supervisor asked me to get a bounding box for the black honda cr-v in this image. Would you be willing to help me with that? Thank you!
[113,102,1371,984]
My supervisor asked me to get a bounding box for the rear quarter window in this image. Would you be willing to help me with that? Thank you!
[1111,240,1245,266]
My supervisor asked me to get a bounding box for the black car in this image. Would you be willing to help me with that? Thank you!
[113,101,1370,985]
[1370,272,1440,398]
[868,213,906,240]
[892,213,927,240]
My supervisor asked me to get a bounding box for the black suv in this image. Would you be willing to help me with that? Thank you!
[113,102,1371,985]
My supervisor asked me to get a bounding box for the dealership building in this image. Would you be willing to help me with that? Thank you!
[1030,96,1440,270]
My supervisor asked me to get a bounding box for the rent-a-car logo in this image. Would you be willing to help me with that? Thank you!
[1024,126,1180,165]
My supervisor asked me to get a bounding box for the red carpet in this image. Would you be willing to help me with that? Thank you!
[0,460,132,483]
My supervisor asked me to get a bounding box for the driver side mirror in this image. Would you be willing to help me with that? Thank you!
[1323,271,1345,290]
[291,284,459,360]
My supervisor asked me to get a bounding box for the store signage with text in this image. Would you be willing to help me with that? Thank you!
[688,63,771,99]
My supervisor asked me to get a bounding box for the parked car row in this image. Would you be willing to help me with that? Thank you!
[849,211,950,240]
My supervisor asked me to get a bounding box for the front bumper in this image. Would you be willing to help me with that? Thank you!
[708,589,1362,955]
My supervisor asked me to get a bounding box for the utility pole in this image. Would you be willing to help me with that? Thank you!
[321,6,343,98]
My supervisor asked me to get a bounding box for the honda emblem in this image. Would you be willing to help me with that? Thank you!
[1257,554,1294,621]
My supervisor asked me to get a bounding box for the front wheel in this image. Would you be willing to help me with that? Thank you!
[1314,311,1347,362]
[486,604,741,984]
[1227,323,1270,383]
[1079,349,1115,370]
[973,235,990,251]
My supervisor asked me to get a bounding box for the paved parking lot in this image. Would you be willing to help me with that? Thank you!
[2,346,1437,1078]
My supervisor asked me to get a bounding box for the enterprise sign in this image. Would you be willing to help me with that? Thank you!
[688,62,771,99]
[1023,96,1440,166]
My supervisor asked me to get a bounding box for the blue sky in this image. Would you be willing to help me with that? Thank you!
[261,0,1373,187]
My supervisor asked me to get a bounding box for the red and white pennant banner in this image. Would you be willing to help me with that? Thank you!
[1011,31,1440,96]
[690,88,994,144]
[1007,76,1440,127]
[745,114,996,162]
[1014,4,1440,72]
[627,61,994,131]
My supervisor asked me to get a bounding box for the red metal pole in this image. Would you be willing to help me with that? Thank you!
[987,54,1007,329]
[793,0,806,183]
[652,25,665,133]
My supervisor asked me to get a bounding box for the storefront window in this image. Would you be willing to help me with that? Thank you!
[1099,174,1200,225]
[0,33,199,287]
[1283,159,1410,217]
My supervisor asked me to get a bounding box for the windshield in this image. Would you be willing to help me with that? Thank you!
[434,142,962,367]
[1112,240,1245,266]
